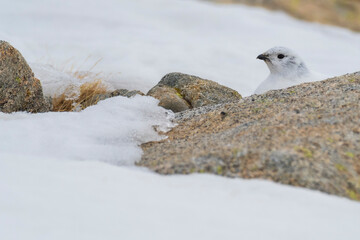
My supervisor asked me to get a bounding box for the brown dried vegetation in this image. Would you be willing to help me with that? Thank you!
[51,59,110,112]
[52,79,108,112]
[207,0,360,32]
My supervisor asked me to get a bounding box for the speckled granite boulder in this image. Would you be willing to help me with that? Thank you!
[139,72,360,201]
[0,41,51,113]
[147,72,242,112]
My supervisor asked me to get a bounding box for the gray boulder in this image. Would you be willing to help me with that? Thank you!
[0,41,51,113]
[139,72,360,201]
[147,72,242,112]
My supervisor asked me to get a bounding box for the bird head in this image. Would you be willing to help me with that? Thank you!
[257,47,309,77]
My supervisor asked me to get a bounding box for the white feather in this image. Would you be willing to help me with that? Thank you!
[255,47,327,94]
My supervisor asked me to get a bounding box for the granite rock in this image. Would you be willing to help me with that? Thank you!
[139,72,360,201]
[0,41,51,113]
[147,72,242,112]
[85,88,145,108]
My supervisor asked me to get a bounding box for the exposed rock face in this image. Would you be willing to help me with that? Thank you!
[0,41,51,113]
[147,72,242,112]
[139,72,360,201]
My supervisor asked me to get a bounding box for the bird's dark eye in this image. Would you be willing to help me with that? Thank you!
[278,54,285,59]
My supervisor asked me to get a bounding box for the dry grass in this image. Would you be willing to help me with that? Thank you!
[52,59,110,112]
[52,80,108,112]
[206,0,360,32]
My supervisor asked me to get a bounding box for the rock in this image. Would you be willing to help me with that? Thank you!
[0,41,51,113]
[139,72,360,201]
[82,88,145,109]
[93,88,144,102]
[147,72,242,112]
[110,89,145,98]
[147,86,190,113]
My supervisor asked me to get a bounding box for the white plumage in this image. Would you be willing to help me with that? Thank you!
[255,47,325,94]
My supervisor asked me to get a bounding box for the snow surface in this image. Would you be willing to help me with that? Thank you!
[1,0,360,239]
[0,0,360,96]
[0,96,173,165]
[2,156,360,240]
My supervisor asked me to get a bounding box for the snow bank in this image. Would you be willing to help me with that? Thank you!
[0,96,173,165]
[1,156,360,240]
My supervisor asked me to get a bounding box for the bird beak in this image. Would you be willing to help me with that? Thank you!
[257,54,269,61]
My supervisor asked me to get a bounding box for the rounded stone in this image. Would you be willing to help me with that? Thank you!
[147,72,242,112]
[0,41,50,113]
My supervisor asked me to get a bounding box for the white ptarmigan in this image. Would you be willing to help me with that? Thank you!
[255,46,325,94]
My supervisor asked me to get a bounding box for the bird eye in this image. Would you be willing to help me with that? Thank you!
[278,54,285,59]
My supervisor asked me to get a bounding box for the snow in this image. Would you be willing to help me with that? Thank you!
[2,156,360,240]
[0,96,173,165]
[30,63,84,98]
[1,0,360,239]
[0,0,360,96]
